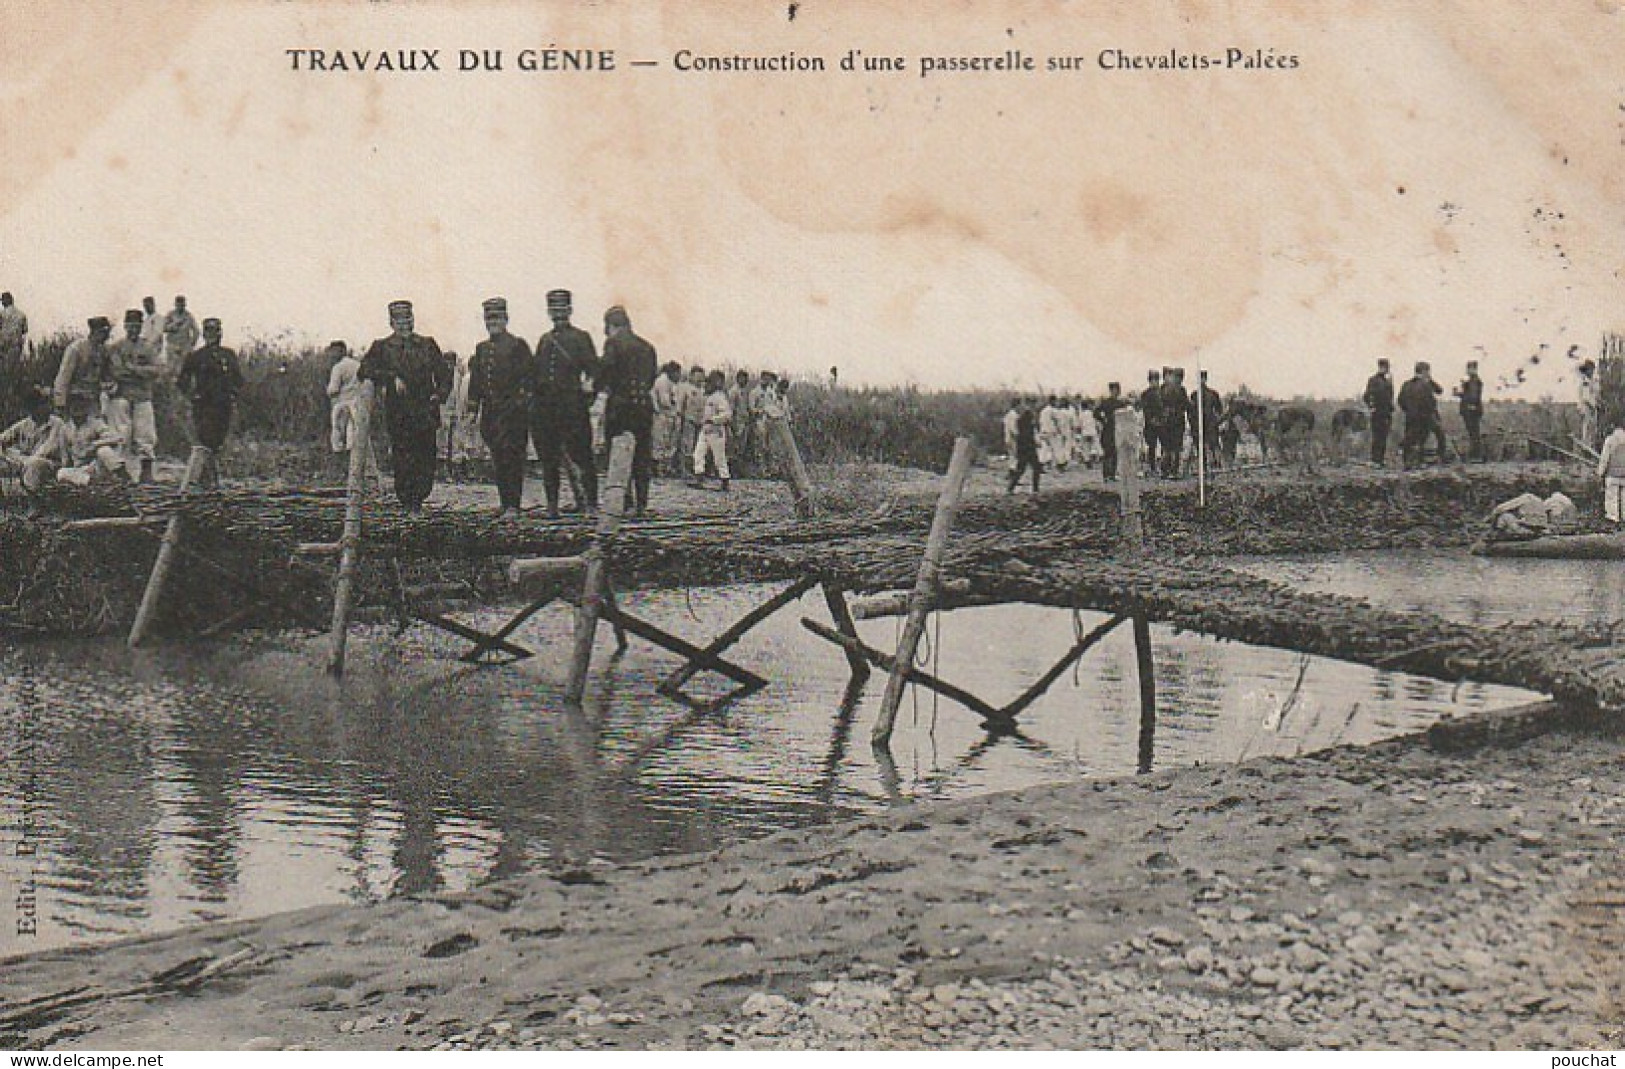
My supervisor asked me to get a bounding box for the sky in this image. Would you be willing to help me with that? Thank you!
[1,0,1621,399]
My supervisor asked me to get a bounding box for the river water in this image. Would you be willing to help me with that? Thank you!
[0,549,1590,954]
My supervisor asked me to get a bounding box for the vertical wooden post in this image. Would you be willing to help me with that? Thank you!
[872,437,974,748]
[1133,613,1156,773]
[327,383,374,676]
[128,445,208,648]
[821,581,871,684]
[566,433,635,704]
[1118,417,1143,547]
[767,416,815,518]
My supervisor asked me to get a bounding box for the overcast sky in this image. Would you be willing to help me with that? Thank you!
[1,1,1620,399]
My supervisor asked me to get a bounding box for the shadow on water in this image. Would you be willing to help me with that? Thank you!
[0,568,1544,953]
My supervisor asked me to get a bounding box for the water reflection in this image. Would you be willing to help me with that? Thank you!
[0,574,1540,954]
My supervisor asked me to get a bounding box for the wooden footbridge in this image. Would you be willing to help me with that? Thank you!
[36,392,1624,752]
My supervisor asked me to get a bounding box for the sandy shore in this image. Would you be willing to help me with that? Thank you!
[1,700,1621,1051]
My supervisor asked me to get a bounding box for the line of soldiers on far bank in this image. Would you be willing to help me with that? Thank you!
[999,358,1500,495]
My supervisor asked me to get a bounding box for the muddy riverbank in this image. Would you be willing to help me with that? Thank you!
[1,700,1621,1050]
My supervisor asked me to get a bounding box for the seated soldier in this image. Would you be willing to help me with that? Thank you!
[53,393,127,486]
[0,389,64,492]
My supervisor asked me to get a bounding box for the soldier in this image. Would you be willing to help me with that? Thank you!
[360,300,450,511]
[0,292,29,366]
[1456,360,1485,462]
[1158,367,1189,478]
[599,305,659,515]
[1096,382,1126,482]
[1363,358,1395,466]
[139,296,165,362]
[105,308,161,483]
[465,298,535,518]
[1138,369,1163,476]
[674,365,706,479]
[1398,361,1442,469]
[161,295,200,368]
[52,316,112,413]
[1006,396,1041,494]
[532,289,599,517]
[651,361,682,476]
[325,341,363,479]
[174,317,244,487]
[729,370,754,476]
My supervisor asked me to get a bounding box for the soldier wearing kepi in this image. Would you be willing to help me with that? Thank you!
[532,289,599,518]
[1363,358,1395,466]
[1456,359,1485,462]
[465,297,535,518]
[598,304,659,515]
[105,308,162,483]
[52,316,113,413]
[174,317,244,487]
[360,299,450,511]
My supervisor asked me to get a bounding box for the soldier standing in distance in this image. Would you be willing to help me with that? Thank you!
[466,297,535,518]
[1363,358,1395,466]
[1456,360,1485,462]
[104,308,161,483]
[1096,382,1126,482]
[174,317,244,487]
[598,305,659,515]
[1138,369,1163,476]
[532,289,599,518]
[1158,367,1189,479]
[360,299,450,511]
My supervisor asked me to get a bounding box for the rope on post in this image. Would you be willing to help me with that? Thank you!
[872,436,974,748]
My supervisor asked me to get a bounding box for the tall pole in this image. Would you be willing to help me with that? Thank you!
[566,432,636,704]
[128,445,209,647]
[872,437,974,748]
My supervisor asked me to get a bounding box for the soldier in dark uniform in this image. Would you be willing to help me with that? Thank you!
[1138,369,1163,476]
[1456,359,1485,462]
[1398,360,1442,470]
[466,297,535,518]
[360,299,451,511]
[1006,396,1041,494]
[1158,367,1190,478]
[531,289,599,518]
[598,304,659,516]
[1363,358,1395,466]
[1190,370,1223,472]
[1096,382,1126,482]
[174,317,244,487]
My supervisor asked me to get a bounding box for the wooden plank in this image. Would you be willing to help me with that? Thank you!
[129,446,208,647]
[821,581,871,683]
[999,613,1128,719]
[874,437,975,746]
[801,616,1008,726]
[606,605,769,689]
[659,575,816,695]
[766,415,816,518]
[413,608,533,661]
[60,515,168,533]
[508,555,588,590]
[459,593,557,664]
[566,433,635,703]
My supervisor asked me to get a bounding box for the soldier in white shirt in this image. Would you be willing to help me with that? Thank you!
[325,340,363,477]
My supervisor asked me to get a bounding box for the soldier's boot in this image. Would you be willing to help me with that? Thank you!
[139,458,154,485]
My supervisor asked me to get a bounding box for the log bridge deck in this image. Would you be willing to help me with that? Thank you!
[26,440,1625,741]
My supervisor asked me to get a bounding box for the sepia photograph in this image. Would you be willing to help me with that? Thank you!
[1,0,1622,1054]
